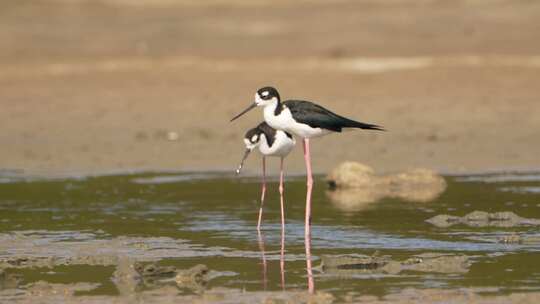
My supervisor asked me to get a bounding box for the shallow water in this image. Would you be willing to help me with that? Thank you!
[1,171,540,300]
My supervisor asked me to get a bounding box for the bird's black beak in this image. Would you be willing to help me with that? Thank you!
[235,148,252,175]
[230,103,257,122]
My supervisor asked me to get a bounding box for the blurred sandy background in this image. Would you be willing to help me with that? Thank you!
[1,0,539,176]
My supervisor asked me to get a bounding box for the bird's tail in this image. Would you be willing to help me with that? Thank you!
[342,117,385,131]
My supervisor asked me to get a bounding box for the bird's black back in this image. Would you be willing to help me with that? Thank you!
[246,122,293,147]
[256,122,277,147]
[282,100,384,132]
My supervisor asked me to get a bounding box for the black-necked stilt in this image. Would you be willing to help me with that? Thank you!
[231,87,384,237]
[235,122,296,231]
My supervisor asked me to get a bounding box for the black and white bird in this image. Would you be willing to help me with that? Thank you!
[235,121,296,231]
[231,86,384,237]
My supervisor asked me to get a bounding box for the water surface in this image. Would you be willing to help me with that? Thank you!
[1,171,540,300]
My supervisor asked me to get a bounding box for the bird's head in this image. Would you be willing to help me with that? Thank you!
[230,86,280,122]
[235,127,264,174]
[243,127,263,151]
[255,86,280,106]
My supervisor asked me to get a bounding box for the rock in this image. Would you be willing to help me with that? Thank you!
[490,211,521,222]
[427,211,540,228]
[325,162,446,209]
[175,264,209,292]
[464,211,490,222]
[112,258,142,295]
[404,255,470,274]
[425,214,462,228]
[0,256,57,269]
[112,260,211,294]
[25,281,99,297]
[382,168,446,190]
[321,253,471,276]
[326,162,375,189]
[134,262,176,278]
[379,168,447,203]
[321,254,390,272]
[132,262,178,289]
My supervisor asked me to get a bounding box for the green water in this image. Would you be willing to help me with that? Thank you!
[1,171,540,299]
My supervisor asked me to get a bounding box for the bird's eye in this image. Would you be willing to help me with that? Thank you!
[251,135,258,142]
[260,91,270,99]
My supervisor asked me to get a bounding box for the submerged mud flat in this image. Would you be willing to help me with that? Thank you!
[0,171,540,303]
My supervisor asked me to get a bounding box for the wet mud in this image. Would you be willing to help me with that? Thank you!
[426,211,540,228]
[498,234,540,245]
[175,264,209,293]
[113,259,211,295]
[321,252,471,276]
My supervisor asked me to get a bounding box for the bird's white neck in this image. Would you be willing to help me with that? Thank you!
[258,133,269,150]
[263,99,279,119]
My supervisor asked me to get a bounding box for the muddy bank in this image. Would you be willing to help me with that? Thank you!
[0,283,335,304]
[113,259,212,296]
[352,288,540,304]
[426,211,540,228]
[321,252,472,276]
[3,282,540,304]
[325,162,446,211]
[0,231,266,269]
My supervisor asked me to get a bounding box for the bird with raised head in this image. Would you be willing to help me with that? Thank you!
[231,86,384,237]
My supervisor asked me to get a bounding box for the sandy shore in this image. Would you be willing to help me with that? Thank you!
[1,0,539,176]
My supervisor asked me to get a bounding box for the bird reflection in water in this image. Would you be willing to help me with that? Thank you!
[256,231,268,290]
[305,232,315,293]
[256,229,315,293]
[280,228,286,290]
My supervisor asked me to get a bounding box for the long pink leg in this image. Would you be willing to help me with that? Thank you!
[278,157,286,289]
[302,138,313,237]
[305,229,315,293]
[279,157,286,231]
[303,139,315,293]
[257,157,266,231]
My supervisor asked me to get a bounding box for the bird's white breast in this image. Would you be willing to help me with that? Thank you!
[259,132,295,157]
[264,104,329,139]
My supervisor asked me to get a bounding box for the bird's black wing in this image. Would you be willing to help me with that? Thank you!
[283,100,384,132]
[256,122,277,147]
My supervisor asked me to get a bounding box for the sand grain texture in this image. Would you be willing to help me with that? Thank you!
[1,0,539,176]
